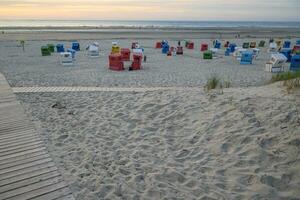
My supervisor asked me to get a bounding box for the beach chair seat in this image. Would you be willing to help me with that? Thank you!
[60,52,74,66]
[47,44,55,53]
[265,53,287,72]
[275,40,282,47]
[201,43,208,52]
[177,46,183,55]
[250,42,256,48]
[156,42,162,49]
[229,43,237,53]
[214,40,221,49]
[186,41,194,49]
[72,42,80,51]
[240,51,253,64]
[67,48,76,60]
[224,41,230,48]
[252,48,260,59]
[293,45,300,53]
[268,43,278,53]
[131,53,143,70]
[243,42,250,49]
[56,44,65,53]
[203,50,213,59]
[258,41,265,47]
[280,48,292,62]
[225,48,231,56]
[283,41,291,49]
[290,55,300,71]
[87,44,100,58]
[233,47,247,60]
[109,53,124,71]
[41,46,51,56]
[121,48,131,61]
[162,43,170,54]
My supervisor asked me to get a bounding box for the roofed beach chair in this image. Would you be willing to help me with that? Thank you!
[233,47,247,60]
[60,52,74,66]
[268,43,278,53]
[87,44,100,58]
[265,53,287,72]
[240,51,253,64]
[203,50,213,59]
[72,42,80,51]
[47,44,55,53]
[280,48,292,62]
[109,53,124,71]
[56,44,65,53]
[258,41,265,47]
[41,46,51,56]
[250,42,256,48]
[290,55,300,71]
[283,41,291,49]
[243,42,250,49]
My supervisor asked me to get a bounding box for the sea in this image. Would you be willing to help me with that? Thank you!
[0,20,300,29]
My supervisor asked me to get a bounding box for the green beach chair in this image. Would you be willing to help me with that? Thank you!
[47,44,55,53]
[203,50,213,59]
[243,42,249,49]
[258,41,265,47]
[295,50,300,55]
[41,46,51,56]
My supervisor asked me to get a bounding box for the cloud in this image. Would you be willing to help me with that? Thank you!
[0,0,299,20]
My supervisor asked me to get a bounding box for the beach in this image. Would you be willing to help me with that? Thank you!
[1,28,300,199]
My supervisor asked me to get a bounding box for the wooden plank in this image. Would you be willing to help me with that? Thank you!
[0,166,58,187]
[0,158,52,175]
[0,130,36,140]
[0,147,46,162]
[0,73,74,199]
[7,182,69,200]
[29,187,73,200]
[0,171,60,193]
[0,176,64,199]
[0,141,43,153]
[0,153,49,170]
[0,137,42,150]
[0,144,46,160]
[0,161,55,180]
[0,135,39,147]
[0,151,48,165]
[53,194,76,200]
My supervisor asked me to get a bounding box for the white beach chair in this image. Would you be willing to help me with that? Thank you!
[251,48,260,59]
[265,53,288,72]
[87,44,100,58]
[209,48,219,58]
[60,52,74,66]
[268,43,278,53]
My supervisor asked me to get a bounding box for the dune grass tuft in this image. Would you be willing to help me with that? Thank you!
[270,71,300,92]
[204,75,232,92]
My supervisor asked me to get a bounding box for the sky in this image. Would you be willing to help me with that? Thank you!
[0,0,299,21]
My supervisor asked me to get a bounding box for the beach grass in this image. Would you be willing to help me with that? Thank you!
[270,71,300,92]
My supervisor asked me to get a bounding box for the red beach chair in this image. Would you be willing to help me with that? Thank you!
[109,54,124,71]
[131,53,143,70]
[201,43,208,52]
[121,48,131,61]
[187,42,194,49]
[156,42,162,49]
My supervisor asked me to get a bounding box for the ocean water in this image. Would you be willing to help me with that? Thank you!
[0,20,299,28]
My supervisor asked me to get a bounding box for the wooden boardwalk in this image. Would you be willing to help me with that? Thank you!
[0,73,74,200]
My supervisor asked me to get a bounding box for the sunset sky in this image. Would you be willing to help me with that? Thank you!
[0,0,299,21]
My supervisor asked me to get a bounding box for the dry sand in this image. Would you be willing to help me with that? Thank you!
[1,29,300,199]
[17,84,300,200]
